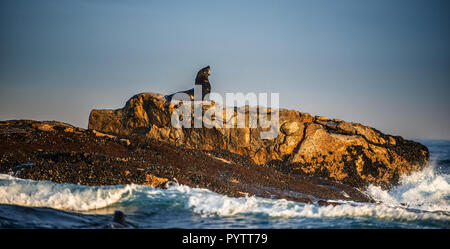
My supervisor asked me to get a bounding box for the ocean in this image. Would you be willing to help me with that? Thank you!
[0,140,449,229]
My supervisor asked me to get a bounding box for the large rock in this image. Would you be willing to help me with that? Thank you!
[89,92,429,188]
[0,119,373,204]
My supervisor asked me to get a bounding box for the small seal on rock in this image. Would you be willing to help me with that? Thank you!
[165,66,212,104]
[194,65,211,100]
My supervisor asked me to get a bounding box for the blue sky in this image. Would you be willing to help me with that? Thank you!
[0,0,449,140]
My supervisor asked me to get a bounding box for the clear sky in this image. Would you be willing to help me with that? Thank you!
[1,0,449,140]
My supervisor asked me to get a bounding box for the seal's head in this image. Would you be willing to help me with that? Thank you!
[112,210,126,226]
[195,66,211,83]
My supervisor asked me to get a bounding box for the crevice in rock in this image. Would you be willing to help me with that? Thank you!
[287,122,310,162]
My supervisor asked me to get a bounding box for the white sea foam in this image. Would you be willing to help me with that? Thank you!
[143,181,449,222]
[366,165,450,212]
[183,189,449,221]
[0,174,137,211]
[142,164,450,222]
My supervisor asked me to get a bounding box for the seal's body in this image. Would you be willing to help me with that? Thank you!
[194,65,211,100]
[165,66,211,103]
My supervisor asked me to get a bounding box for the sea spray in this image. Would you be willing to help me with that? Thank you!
[0,174,138,211]
[366,163,450,212]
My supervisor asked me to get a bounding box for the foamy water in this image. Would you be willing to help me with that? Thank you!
[0,174,138,211]
[367,165,450,212]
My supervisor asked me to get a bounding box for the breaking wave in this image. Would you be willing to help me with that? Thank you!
[366,164,450,213]
[0,174,138,211]
[177,180,449,222]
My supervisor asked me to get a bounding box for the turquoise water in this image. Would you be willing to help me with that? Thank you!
[0,140,449,229]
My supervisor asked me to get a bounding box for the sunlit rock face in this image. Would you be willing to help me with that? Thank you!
[89,92,429,188]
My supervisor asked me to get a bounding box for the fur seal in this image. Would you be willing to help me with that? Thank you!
[165,66,211,103]
[106,210,127,228]
[194,65,211,100]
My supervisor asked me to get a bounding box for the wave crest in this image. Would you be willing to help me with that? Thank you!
[0,174,137,211]
[366,164,450,212]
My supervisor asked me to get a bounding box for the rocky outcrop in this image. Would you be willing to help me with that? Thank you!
[89,92,429,188]
[0,120,372,204]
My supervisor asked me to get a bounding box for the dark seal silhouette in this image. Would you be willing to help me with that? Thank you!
[165,66,211,103]
[104,210,127,228]
[194,65,211,99]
